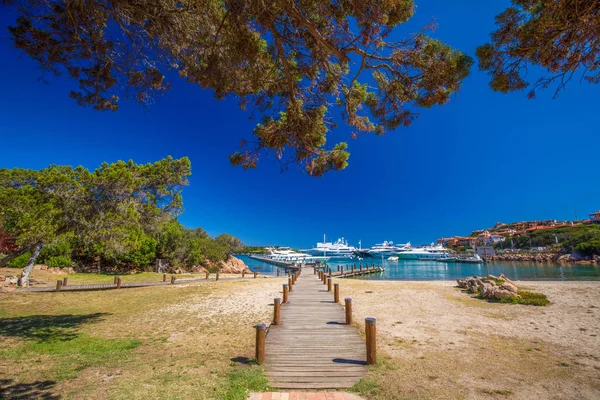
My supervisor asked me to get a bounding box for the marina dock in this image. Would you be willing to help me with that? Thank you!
[247,254,301,269]
[318,263,384,278]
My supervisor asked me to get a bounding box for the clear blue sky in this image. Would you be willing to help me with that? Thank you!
[0,1,598,249]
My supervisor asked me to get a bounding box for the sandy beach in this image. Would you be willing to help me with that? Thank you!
[337,279,600,399]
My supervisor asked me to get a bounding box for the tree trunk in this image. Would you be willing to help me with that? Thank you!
[0,244,35,267]
[19,242,43,287]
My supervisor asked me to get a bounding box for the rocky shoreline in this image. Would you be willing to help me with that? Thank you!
[489,252,599,265]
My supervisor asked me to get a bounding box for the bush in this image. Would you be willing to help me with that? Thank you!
[499,291,550,306]
[46,255,73,268]
[7,252,32,268]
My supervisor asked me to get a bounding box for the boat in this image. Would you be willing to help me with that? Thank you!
[387,256,399,261]
[307,235,357,258]
[264,247,330,263]
[456,253,484,264]
[367,241,399,257]
[396,243,451,260]
[436,257,457,263]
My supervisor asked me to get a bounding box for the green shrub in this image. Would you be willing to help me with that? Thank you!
[7,252,32,268]
[499,291,550,306]
[46,255,73,268]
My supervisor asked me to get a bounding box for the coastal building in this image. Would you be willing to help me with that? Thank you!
[438,236,477,248]
[590,211,600,224]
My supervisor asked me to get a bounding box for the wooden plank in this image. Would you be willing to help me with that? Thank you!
[264,269,367,389]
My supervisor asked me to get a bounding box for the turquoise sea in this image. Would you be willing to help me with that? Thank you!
[235,255,600,281]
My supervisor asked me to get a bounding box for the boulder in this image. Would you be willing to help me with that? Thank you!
[220,256,251,274]
[489,288,518,300]
[4,276,18,285]
[40,265,48,270]
[499,283,518,294]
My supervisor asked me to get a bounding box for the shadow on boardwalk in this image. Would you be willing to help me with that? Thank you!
[0,313,108,342]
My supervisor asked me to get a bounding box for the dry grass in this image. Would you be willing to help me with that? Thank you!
[0,267,247,288]
[0,277,283,399]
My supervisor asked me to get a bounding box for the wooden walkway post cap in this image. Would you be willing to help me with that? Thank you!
[273,298,281,325]
[255,323,267,364]
[365,317,377,365]
[116,276,122,289]
[216,272,220,281]
[345,298,352,325]
[288,277,293,292]
[55,280,62,292]
[170,276,176,284]
[62,277,68,287]
[162,273,167,282]
[334,283,340,303]
[327,277,332,292]
[283,284,289,303]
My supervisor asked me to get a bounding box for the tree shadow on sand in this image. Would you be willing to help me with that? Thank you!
[0,313,109,342]
[0,379,60,399]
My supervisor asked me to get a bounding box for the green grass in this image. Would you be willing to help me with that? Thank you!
[499,291,550,306]
[219,367,270,400]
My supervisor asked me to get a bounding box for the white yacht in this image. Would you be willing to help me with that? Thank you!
[396,243,451,260]
[308,235,357,258]
[368,241,398,257]
[265,247,330,263]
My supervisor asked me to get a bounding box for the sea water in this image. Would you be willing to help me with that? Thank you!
[235,255,600,281]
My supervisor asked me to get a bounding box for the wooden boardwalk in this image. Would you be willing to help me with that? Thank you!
[265,272,367,390]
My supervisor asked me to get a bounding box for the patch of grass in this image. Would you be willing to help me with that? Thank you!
[499,291,550,306]
[0,334,141,381]
[220,367,270,400]
[351,375,380,397]
[481,388,513,396]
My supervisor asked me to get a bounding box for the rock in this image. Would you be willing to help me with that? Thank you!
[40,265,48,270]
[192,266,208,273]
[220,256,251,274]
[32,264,42,271]
[174,268,185,274]
[487,274,499,280]
[500,283,518,294]
[488,288,518,300]
[479,282,495,298]
[4,276,18,285]
[0,286,16,293]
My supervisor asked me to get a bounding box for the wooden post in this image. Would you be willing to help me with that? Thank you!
[216,272,219,281]
[242,270,246,278]
[163,273,167,282]
[314,267,316,275]
[205,271,209,280]
[113,276,118,284]
[254,272,257,279]
[366,318,377,365]
[288,277,293,292]
[283,284,289,303]
[322,273,327,285]
[334,283,340,303]
[327,277,332,292]
[116,276,122,289]
[62,277,68,287]
[345,298,352,325]
[277,269,280,277]
[255,324,266,364]
[360,263,363,272]
[273,298,281,325]
[170,276,176,284]
[56,280,62,292]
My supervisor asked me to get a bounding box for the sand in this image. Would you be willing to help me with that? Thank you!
[340,279,600,399]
